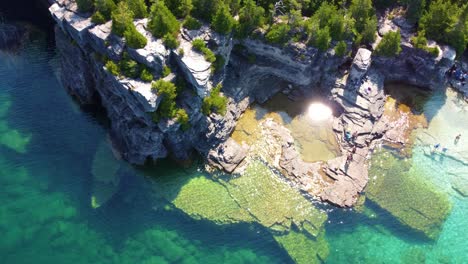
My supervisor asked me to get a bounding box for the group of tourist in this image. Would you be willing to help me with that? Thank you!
[432,134,462,154]
[446,64,467,87]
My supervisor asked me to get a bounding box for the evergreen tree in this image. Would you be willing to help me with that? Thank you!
[126,0,148,19]
[419,0,458,44]
[94,0,116,20]
[211,3,235,34]
[403,0,426,23]
[349,0,375,33]
[236,0,265,38]
[111,2,134,36]
[124,26,147,49]
[76,0,94,13]
[152,79,178,118]
[148,1,180,38]
[334,41,347,56]
[356,16,377,45]
[375,30,402,57]
[265,23,291,45]
[311,26,331,51]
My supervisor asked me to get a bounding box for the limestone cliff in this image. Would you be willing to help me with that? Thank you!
[49,1,461,207]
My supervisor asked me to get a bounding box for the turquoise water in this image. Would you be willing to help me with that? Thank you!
[1,30,467,263]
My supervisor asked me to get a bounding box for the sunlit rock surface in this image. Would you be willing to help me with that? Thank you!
[367,148,451,239]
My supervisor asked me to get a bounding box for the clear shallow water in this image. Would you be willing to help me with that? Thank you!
[1,31,467,264]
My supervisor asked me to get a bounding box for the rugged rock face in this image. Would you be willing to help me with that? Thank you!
[49,0,461,207]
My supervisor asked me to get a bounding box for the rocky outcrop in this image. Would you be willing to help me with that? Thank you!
[49,0,462,209]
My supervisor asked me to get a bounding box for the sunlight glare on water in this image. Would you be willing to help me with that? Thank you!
[308,102,333,121]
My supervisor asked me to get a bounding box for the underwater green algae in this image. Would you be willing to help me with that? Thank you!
[222,160,327,236]
[0,93,30,153]
[274,230,329,264]
[120,227,273,264]
[366,148,452,239]
[152,160,327,237]
[172,176,254,224]
[150,160,329,263]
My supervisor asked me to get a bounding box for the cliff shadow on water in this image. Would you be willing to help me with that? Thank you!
[384,81,447,123]
[0,0,56,45]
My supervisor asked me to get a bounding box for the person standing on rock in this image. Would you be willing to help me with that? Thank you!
[455,134,461,144]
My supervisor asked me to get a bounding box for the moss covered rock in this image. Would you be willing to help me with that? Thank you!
[172,176,254,224]
[367,149,451,239]
[222,160,327,236]
[274,230,329,264]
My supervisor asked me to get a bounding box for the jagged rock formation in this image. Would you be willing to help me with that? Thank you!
[49,1,460,207]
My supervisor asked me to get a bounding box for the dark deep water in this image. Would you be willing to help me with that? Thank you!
[1,4,468,264]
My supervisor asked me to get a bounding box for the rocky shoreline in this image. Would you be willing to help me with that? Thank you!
[48,0,460,208]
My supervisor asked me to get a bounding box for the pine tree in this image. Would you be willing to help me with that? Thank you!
[148,1,180,38]
[126,0,148,19]
[375,30,402,57]
[111,2,134,36]
[211,3,235,34]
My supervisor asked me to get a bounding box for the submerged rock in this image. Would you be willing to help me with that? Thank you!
[274,230,329,264]
[155,160,327,237]
[91,140,121,208]
[171,175,254,224]
[0,93,31,153]
[366,149,452,239]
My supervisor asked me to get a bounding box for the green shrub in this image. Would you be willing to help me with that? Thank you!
[162,33,180,49]
[192,38,206,50]
[375,30,402,57]
[178,48,185,57]
[126,0,148,19]
[211,3,235,34]
[183,16,202,30]
[140,68,153,82]
[76,0,94,13]
[310,26,331,51]
[202,84,227,116]
[355,16,377,45]
[111,2,134,37]
[265,23,290,45]
[91,11,107,24]
[124,26,147,49]
[105,60,120,76]
[349,0,375,33]
[152,79,178,118]
[192,39,216,63]
[119,56,140,78]
[162,65,171,77]
[148,1,180,38]
[411,31,439,57]
[94,0,116,20]
[212,54,225,73]
[175,108,190,130]
[334,41,347,56]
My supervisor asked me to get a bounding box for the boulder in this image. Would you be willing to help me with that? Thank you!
[207,138,248,173]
